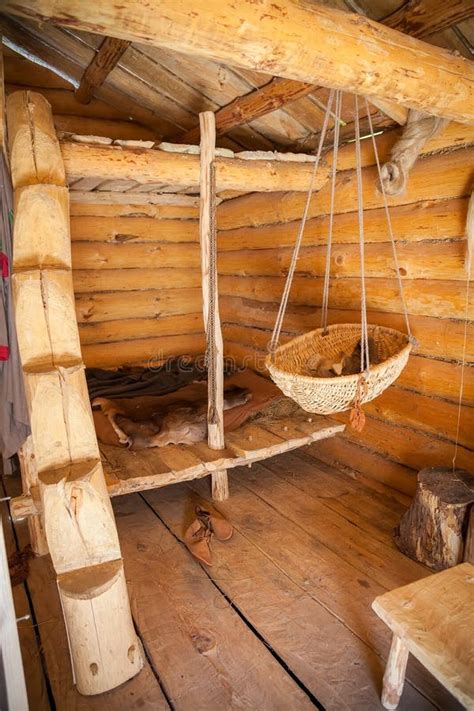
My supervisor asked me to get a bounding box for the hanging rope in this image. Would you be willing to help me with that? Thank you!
[364,99,414,343]
[354,96,370,374]
[269,90,335,354]
[321,90,342,334]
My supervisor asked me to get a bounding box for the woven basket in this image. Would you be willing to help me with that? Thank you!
[266,323,412,415]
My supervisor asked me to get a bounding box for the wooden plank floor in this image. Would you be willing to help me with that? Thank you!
[5,451,465,710]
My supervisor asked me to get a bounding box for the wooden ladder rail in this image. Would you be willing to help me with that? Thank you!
[199,111,228,501]
[7,90,143,695]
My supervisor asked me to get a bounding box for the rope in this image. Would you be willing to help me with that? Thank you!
[321,90,342,333]
[452,243,471,471]
[207,160,218,424]
[269,90,335,354]
[354,96,370,374]
[365,99,414,343]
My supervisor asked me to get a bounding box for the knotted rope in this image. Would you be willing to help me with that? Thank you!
[380,110,449,196]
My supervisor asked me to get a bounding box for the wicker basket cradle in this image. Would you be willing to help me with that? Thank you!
[266,323,412,415]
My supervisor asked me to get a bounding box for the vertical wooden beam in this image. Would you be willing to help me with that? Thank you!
[0,41,7,156]
[199,111,228,501]
[7,90,143,695]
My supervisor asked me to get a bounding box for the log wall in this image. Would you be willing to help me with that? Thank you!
[70,199,205,368]
[217,134,474,496]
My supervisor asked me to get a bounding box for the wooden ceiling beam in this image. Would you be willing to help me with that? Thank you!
[7,1,473,124]
[383,0,474,38]
[75,36,130,104]
[180,0,474,140]
[181,78,315,144]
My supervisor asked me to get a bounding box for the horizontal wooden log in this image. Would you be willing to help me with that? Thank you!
[220,295,474,362]
[70,216,198,243]
[218,198,469,251]
[69,201,200,219]
[13,184,71,269]
[305,435,419,497]
[75,288,202,323]
[69,191,200,208]
[218,240,466,281]
[223,324,473,404]
[334,121,474,173]
[217,147,474,229]
[334,414,474,481]
[81,333,206,368]
[7,0,474,123]
[72,267,201,293]
[24,366,99,473]
[13,270,82,371]
[218,276,474,320]
[71,242,200,270]
[78,313,204,344]
[221,296,474,362]
[60,142,330,192]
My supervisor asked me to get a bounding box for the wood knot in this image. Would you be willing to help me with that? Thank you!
[90,663,99,676]
[190,629,217,655]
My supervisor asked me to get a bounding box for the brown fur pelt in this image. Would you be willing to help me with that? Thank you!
[305,337,381,378]
[93,386,251,449]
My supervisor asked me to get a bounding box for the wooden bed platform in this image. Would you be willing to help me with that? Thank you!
[3,450,463,711]
[100,370,344,497]
[101,412,343,497]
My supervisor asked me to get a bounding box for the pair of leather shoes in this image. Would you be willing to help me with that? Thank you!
[184,506,233,566]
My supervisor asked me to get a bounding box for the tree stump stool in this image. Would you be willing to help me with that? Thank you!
[394,467,474,571]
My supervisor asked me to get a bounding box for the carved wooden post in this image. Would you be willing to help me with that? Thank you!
[199,111,228,500]
[7,90,143,694]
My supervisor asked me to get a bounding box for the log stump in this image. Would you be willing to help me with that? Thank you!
[394,467,474,571]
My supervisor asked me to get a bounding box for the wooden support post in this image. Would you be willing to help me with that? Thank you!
[199,111,228,501]
[7,90,143,695]
[381,634,409,710]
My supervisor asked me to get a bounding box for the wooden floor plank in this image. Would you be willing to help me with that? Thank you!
[112,493,314,711]
[143,481,442,711]
[1,495,50,711]
[190,465,461,711]
[243,458,428,591]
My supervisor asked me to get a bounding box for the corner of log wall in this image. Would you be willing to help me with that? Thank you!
[7,89,144,695]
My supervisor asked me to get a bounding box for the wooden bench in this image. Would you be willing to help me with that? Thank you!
[372,563,474,710]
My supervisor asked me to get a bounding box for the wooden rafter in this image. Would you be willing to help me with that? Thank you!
[75,36,130,104]
[383,0,474,38]
[181,78,315,143]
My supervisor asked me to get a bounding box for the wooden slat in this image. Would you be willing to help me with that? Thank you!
[70,216,198,242]
[78,313,203,345]
[6,0,474,123]
[71,241,200,270]
[75,37,130,104]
